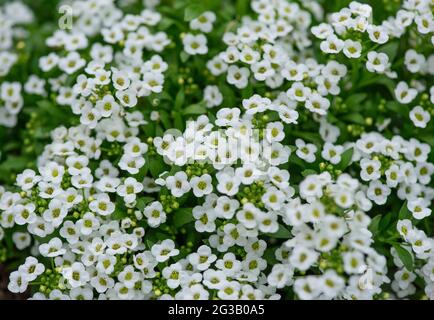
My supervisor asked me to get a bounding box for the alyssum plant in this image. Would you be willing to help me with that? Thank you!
[0,0,433,300]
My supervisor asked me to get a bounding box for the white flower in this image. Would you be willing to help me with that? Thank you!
[203,85,223,108]
[321,270,345,298]
[117,177,143,203]
[76,212,100,236]
[404,49,426,73]
[12,232,31,250]
[188,245,217,271]
[217,280,240,300]
[151,239,179,263]
[8,271,28,293]
[162,263,184,289]
[287,82,311,102]
[415,13,433,34]
[321,142,343,164]
[366,51,389,73]
[116,89,138,108]
[16,169,41,190]
[360,158,382,181]
[251,60,275,81]
[343,251,365,274]
[262,187,285,211]
[89,193,115,216]
[367,25,389,44]
[190,11,216,33]
[295,139,317,163]
[118,265,141,289]
[39,237,66,257]
[62,262,90,288]
[289,246,319,271]
[267,264,293,289]
[343,39,362,58]
[166,171,191,197]
[18,257,45,282]
[13,203,37,225]
[407,198,431,220]
[226,65,250,89]
[96,254,117,275]
[367,180,391,205]
[39,53,59,72]
[59,51,86,74]
[193,205,216,233]
[394,81,417,104]
[294,277,320,300]
[42,198,68,227]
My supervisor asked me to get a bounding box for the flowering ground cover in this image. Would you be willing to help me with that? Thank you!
[0,0,433,300]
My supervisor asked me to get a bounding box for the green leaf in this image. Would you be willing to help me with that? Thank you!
[264,224,291,239]
[174,112,184,131]
[180,51,190,62]
[182,101,207,115]
[393,244,414,271]
[368,214,382,234]
[159,110,171,130]
[344,93,366,108]
[386,100,408,117]
[112,205,127,220]
[378,41,400,62]
[149,157,167,178]
[336,147,354,171]
[173,208,194,228]
[378,211,393,232]
[341,113,366,125]
[236,0,250,17]
[184,3,203,21]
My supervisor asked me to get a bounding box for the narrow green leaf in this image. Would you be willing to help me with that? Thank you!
[180,51,190,62]
[393,244,414,271]
[173,208,194,228]
[112,205,127,220]
[378,42,400,62]
[182,101,207,115]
